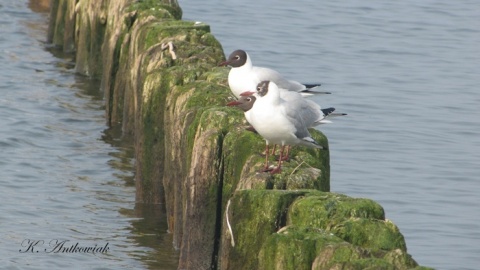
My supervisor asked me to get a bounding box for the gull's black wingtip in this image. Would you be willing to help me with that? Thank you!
[303,83,322,88]
[321,107,336,117]
[302,84,331,94]
[301,90,332,95]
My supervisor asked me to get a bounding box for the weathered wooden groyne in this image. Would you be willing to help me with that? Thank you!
[47,0,430,269]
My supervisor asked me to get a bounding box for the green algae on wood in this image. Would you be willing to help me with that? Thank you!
[73,0,109,78]
[127,0,183,20]
[222,127,266,193]
[258,226,345,270]
[180,118,224,269]
[123,13,228,266]
[47,0,76,52]
[134,71,168,204]
[287,192,409,251]
[332,218,407,251]
[288,193,386,229]
[220,190,308,270]
[258,226,409,270]
[128,20,225,128]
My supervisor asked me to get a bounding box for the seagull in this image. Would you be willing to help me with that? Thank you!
[238,81,345,162]
[234,80,326,174]
[219,49,330,98]
[226,94,338,128]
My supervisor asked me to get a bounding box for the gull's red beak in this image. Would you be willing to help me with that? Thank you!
[226,100,242,106]
[218,60,230,67]
[240,91,256,96]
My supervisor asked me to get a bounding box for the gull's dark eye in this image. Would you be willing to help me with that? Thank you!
[257,86,261,91]
[235,55,240,60]
[246,97,251,102]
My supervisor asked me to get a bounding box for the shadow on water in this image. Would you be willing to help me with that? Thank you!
[29,1,180,269]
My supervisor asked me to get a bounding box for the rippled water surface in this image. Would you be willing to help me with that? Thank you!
[181,0,480,269]
[0,1,177,269]
[2,0,479,269]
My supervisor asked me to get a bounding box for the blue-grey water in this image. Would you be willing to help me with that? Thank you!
[180,0,480,269]
[2,0,479,269]
[0,1,178,269]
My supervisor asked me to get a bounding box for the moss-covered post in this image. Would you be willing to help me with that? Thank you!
[100,0,135,127]
[47,0,76,51]
[73,0,108,77]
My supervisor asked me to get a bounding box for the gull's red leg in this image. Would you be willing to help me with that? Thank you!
[271,145,285,174]
[261,144,273,172]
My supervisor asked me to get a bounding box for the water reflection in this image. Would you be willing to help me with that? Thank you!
[28,0,50,13]
[103,124,179,269]
[121,204,180,270]
[21,1,180,268]
[102,126,136,187]
[45,44,179,270]
[54,42,181,270]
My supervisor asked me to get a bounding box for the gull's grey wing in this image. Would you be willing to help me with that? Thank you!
[252,66,305,92]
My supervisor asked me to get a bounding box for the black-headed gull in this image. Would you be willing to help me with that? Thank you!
[234,81,326,174]
[220,49,330,98]
[239,80,344,160]
[228,90,338,131]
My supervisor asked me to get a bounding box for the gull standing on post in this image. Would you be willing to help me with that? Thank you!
[237,80,325,174]
[236,81,344,161]
[219,49,330,98]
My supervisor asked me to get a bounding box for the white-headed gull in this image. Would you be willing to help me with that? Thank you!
[220,49,330,98]
[230,80,326,174]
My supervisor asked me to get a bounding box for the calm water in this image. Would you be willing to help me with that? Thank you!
[181,0,480,269]
[0,1,177,269]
